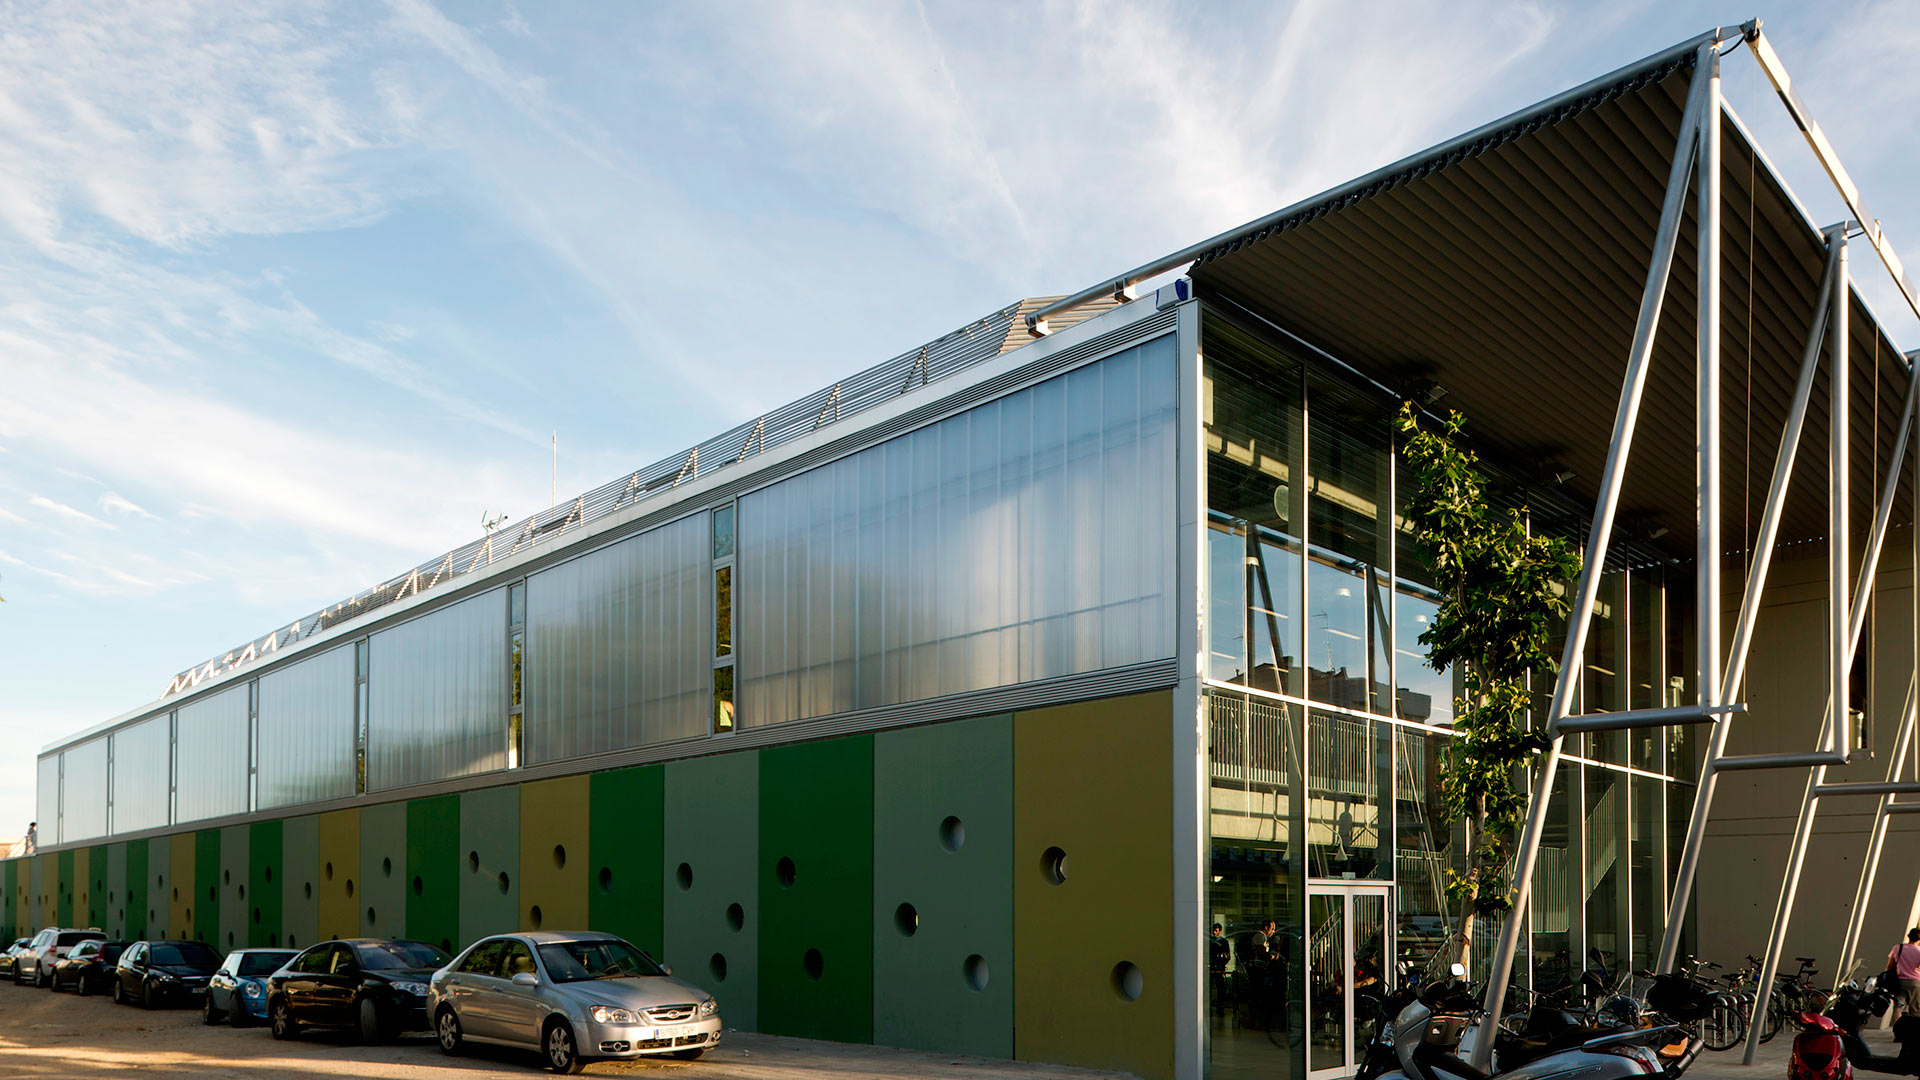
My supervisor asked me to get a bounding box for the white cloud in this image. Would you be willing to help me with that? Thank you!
[99,492,158,520]
[28,494,113,530]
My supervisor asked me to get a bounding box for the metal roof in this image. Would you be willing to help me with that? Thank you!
[1183,31,1910,559]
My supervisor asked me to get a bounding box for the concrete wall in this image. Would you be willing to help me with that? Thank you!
[1698,539,1920,979]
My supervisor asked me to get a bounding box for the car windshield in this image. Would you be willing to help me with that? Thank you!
[238,951,295,977]
[536,940,666,983]
[355,941,451,971]
[150,943,216,967]
[57,932,104,947]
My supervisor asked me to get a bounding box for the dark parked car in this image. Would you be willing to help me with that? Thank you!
[0,938,29,977]
[112,939,221,1008]
[205,948,297,1026]
[268,938,452,1043]
[15,927,105,987]
[51,939,127,994]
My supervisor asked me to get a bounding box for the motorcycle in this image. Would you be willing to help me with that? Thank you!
[1792,975,1920,1080]
[1357,963,1697,1080]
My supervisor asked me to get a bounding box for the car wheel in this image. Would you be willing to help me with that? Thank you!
[358,996,388,1044]
[270,998,299,1040]
[37,965,51,989]
[673,1048,707,1061]
[546,1020,586,1074]
[229,997,251,1028]
[204,993,221,1025]
[141,980,157,1010]
[436,1007,464,1055]
[48,970,62,993]
[112,979,125,1005]
[76,976,91,997]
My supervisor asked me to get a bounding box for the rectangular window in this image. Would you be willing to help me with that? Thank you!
[508,580,526,768]
[714,566,732,658]
[354,638,370,794]
[713,665,735,733]
[712,503,735,560]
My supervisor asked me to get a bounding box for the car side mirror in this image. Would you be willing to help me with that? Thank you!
[511,972,538,987]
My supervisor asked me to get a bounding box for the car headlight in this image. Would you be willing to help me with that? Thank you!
[589,1005,640,1025]
[244,983,263,998]
[154,972,177,983]
[392,981,430,997]
[699,999,718,1017]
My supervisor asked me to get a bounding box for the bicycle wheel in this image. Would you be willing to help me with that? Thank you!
[1701,994,1747,1052]
[1758,989,1786,1043]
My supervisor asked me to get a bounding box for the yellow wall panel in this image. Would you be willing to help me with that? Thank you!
[1013,691,1174,1080]
[519,776,590,932]
[317,809,361,941]
[168,834,195,939]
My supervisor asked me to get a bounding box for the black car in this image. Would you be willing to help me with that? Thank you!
[268,938,452,1043]
[0,938,28,977]
[112,940,221,1008]
[51,939,127,995]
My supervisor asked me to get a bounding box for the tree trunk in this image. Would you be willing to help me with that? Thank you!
[1451,805,1490,975]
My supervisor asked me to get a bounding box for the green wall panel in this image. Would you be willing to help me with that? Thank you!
[520,776,589,933]
[106,844,127,939]
[3,859,15,939]
[19,857,33,935]
[125,839,149,941]
[219,826,249,951]
[759,735,874,1044]
[88,845,109,929]
[31,854,48,929]
[406,795,460,953]
[281,816,319,950]
[458,786,520,949]
[249,820,283,948]
[195,829,221,944]
[359,802,407,940]
[57,849,74,928]
[664,751,759,1031]
[873,716,1014,1057]
[589,765,664,957]
[146,842,170,940]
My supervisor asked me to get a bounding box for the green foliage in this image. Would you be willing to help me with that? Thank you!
[1395,403,1581,922]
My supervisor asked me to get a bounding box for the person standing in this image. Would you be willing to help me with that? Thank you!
[23,821,34,855]
[1890,928,1920,1019]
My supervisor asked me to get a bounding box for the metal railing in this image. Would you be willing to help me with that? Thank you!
[161,301,1028,698]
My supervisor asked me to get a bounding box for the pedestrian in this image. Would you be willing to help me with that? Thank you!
[1889,928,1920,1019]
[23,821,34,855]
[1208,924,1231,1009]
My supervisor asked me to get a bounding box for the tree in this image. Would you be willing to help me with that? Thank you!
[1394,402,1581,972]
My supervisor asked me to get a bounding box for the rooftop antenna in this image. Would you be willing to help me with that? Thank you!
[481,511,507,534]
[551,431,557,507]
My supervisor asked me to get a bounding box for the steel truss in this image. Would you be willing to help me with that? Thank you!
[1474,25,1920,1069]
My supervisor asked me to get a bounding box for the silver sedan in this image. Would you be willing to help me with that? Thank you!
[427,931,721,1074]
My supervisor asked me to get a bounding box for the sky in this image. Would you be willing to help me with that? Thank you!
[1,0,1917,840]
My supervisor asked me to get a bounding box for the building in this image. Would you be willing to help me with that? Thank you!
[8,21,1919,1080]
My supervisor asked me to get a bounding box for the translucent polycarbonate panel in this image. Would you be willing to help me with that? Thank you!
[739,337,1176,726]
[61,738,109,843]
[174,682,250,824]
[257,643,357,809]
[111,714,172,835]
[367,588,508,790]
[36,754,59,843]
[524,513,708,762]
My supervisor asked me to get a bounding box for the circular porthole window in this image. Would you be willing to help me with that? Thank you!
[552,845,566,870]
[1040,847,1067,886]
[710,953,728,982]
[894,903,919,937]
[675,863,694,891]
[940,816,966,852]
[598,867,613,895]
[802,948,824,982]
[726,903,744,932]
[1112,961,1143,1002]
[776,857,796,889]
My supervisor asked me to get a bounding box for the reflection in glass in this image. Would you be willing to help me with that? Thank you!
[1208,689,1302,1080]
[1206,314,1303,698]
[1584,764,1625,973]
[1307,893,1346,1072]
[1307,711,1389,879]
[1631,774,1664,970]
[713,665,734,732]
[714,566,733,658]
[1531,765,1573,996]
[1308,382,1390,713]
[1394,725,1460,977]
[1585,571,1627,762]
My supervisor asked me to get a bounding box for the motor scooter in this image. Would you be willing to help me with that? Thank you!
[1359,963,1699,1080]
[1792,975,1920,1080]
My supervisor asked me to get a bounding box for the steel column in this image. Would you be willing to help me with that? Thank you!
[1655,236,1843,970]
[1835,686,1918,989]
[1471,45,1716,1066]
[1743,232,1851,1064]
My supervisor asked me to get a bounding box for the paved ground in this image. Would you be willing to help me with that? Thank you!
[1686,1019,1902,1080]
[0,979,1135,1080]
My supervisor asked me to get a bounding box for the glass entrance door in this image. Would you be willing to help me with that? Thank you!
[1306,884,1391,1080]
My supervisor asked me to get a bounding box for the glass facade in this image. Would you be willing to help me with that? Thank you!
[173,681,250,825]
[738,336,1176,726]
[60,738,108,844]
[367,587,509,790]
[256,643,357,810]
[109,713,171,836]
[1202,307,1697,1079]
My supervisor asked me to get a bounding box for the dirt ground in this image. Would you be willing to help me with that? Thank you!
[0,979,1134,1080]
